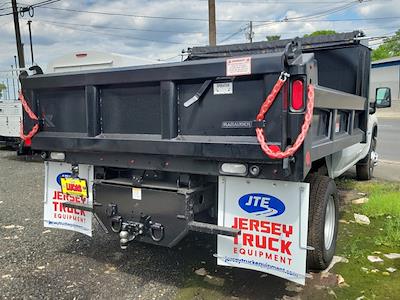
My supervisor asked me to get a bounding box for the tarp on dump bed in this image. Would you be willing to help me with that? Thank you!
[187,31,366,59]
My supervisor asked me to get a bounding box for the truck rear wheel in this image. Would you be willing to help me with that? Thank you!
[306,174,339,271]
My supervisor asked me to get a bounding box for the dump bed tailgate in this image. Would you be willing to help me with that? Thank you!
[22,50,310,161]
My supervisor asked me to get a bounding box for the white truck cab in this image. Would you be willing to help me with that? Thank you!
[328,86,392,180]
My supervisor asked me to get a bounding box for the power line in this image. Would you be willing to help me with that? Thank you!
[34,17,400,43]
[27,3,365,23]
[25,0,61,8]
[28,17,400,41]
[252,16,400,27]
[219,25,248,43]
[40,21,203,46]
[282,1,360,21]
[33,0,394,24]
[0,11,13,16]
[36,18,232,35]
[0,1,9,8]
[199,0,371,3]
[0,6,12,11]
[36,5,245,22]
[220,0,363,42]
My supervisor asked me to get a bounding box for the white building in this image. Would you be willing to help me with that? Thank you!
[370,56,400,114]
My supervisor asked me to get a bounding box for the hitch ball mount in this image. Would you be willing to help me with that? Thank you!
[107,204,165,249]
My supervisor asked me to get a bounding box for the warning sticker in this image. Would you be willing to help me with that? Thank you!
[132,187,142,200]
[226,57,251,77]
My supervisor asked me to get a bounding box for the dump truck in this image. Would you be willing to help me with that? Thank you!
[20,31,388,284]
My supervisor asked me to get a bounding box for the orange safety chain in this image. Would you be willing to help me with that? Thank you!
[19,91,39,141]
[255,72,315,159]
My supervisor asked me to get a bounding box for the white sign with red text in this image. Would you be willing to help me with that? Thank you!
[43,161,94,236]
[217,176,310,285]
[226,57,251,77]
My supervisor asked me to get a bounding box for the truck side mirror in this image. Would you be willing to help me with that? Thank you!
[375,87,391,108]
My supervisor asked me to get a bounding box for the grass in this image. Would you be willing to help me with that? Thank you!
[333,179,400,299]
[374,218,400,247]
[337,179,400,218]
[362,192,400,218]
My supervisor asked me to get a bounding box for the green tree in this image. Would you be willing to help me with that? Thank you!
[303,30,337,37]
[266,35,280,41]
[0,83,6,98]
[371,30,400,61]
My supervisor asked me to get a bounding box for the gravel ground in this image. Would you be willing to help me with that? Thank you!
[0,150,182,299]
[0,149,289,300]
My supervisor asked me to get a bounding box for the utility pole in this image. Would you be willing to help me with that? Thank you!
[208,0,216,46]
[27,20,34,64]
[246,21,254,43]
[11,0,25,69]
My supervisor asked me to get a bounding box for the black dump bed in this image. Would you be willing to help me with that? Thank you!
[21,31,370,181]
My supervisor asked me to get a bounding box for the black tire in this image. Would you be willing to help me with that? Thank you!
[305,174,339,271]
[356,136,377,181]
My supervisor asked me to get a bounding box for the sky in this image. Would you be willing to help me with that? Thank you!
[0,0,399,80]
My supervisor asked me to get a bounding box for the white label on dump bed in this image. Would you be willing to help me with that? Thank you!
[217,176,310,285]
[213,82,233,95]
[132,187,142,200]
[43,162,93,237]
[226,57,251,76]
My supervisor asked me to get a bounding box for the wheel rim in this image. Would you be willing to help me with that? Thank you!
[324,196,336,250]
[370,151,378,167]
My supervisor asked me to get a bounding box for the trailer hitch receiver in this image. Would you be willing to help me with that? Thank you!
[119,218,165,249]
[105,205,165,249]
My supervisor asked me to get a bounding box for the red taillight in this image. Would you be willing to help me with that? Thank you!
[75,53,87,58]
[291,79,304,110]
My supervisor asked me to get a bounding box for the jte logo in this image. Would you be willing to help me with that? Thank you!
[238,193,285,217]
[56,172,72,186]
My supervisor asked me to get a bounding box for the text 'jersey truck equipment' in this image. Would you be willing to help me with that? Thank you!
[20,32,385,284]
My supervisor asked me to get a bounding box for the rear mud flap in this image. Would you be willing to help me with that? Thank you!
[217,176,310,285]
[43,161,94,237]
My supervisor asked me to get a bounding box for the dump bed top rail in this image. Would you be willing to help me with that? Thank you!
[187,31,365,59]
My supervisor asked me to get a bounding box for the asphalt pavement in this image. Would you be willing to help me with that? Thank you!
[0,150,289,300]
[345,117,400,182]
[376,117,400,163]
[374,117,400,181]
